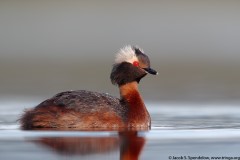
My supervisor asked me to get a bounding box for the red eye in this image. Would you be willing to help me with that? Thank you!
[133,61,139,67]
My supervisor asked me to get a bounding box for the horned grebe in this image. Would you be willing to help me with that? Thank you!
[20,46,157,130]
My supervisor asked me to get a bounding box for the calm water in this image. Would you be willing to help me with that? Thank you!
[1,100,240,160]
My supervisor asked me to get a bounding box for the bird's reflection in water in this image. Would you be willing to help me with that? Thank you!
[119,131,145,160]
[32,130,146,160]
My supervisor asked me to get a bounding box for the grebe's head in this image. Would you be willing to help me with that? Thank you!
[111,45,157,86]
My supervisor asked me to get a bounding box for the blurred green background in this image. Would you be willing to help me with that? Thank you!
[0,0,240,103]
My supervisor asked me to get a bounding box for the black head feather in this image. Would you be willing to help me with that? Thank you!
[110,62,147,86]
[133,47,151,67]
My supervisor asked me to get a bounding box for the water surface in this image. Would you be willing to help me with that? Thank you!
[1,101,240,160]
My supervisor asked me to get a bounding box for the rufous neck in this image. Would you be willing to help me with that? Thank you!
[119,82,139,99]
[119,82,150,128]
[119,82,145,109]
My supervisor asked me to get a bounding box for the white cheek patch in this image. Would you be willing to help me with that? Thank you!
[115,45,139,64]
